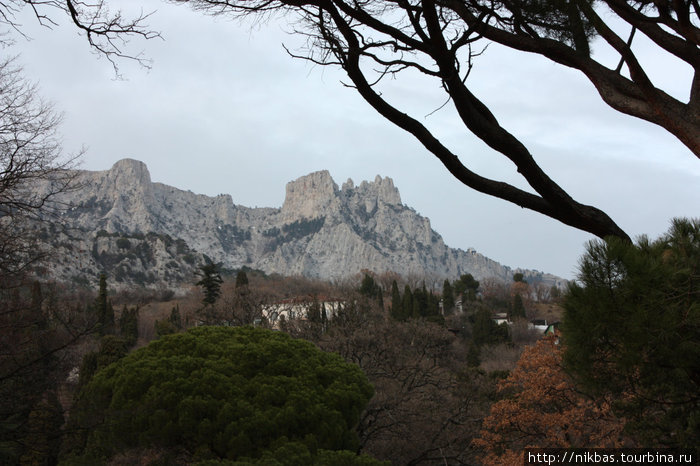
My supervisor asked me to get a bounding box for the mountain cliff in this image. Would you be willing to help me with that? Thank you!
[39,159,561,289]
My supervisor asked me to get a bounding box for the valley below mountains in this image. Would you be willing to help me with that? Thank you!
[35,159,563,290]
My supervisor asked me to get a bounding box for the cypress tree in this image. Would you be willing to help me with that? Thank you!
[307,296,322,323]
[390,280,402,321]
[359,273,376,297]
[95,273,114,335]
[442,279,455,315]
[119,306,139,347]
[321,304,328,326]
[376,288,384,309]
[235,270,249,292]
[509,294,526,320]
[401,285,413,321]
[169,305,182,329]
[412,284,429,318]
[466,343,481,367]
[29,280,43,326]
[472,307,509,347]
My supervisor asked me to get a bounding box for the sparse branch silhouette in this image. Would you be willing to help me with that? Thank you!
[0,56,79,281]
[170,0,655,240]
[1,0,160,74]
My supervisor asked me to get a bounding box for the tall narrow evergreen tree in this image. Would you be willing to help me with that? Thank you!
[442,280,455,315]
[359,273,377,297]
[196,262,223,306]
[401,285,413,321]
[95,273,114,335]
[169,305,182,329]
[390,280,402,321]
[118,306,139,347]
[472,307,510,347]
[29,281,43,326]
[509,294,527,320]
[321,304,328,326]
[235,270,249,291]
[307,295,322,323]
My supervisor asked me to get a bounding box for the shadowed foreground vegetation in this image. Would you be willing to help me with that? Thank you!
[1,219,698,465]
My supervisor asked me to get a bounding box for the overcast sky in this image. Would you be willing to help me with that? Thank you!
[9,1,699,279]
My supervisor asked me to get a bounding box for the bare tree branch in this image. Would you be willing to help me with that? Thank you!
[0,0,160,75]
[168,0,696,239]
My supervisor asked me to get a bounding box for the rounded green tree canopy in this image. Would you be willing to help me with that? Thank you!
[69,326,375,463]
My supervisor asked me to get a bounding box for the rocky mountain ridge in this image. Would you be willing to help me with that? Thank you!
[37,159,563,290]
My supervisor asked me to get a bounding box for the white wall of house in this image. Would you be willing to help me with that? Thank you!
[261,299,344,329]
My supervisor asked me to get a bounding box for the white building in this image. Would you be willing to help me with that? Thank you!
[261,296,345,329]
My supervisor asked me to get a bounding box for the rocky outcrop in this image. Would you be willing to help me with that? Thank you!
[42,159,562,289]
[281,171,339,220]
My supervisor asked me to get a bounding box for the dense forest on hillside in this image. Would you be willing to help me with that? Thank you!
[2,218,698,464]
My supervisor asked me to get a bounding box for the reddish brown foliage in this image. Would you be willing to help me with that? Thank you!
[473,337,625,465]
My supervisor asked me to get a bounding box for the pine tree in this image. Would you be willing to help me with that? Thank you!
[196,262,223,306]
[455,274,480,301]
[563,218,700,448]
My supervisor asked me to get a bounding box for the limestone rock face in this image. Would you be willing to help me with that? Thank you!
[43,159,562,288]
[281,170,339,220]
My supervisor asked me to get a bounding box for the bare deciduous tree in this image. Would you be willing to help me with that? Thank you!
[317,309,493,465]
[1,0,158,73]
[0,6,157,462]
[0,56,78,283]
[167,0,698,241]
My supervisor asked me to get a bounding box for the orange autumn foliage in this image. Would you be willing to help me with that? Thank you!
[473,336,625,465]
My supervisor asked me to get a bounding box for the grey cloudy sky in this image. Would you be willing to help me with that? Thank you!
[9,1,699,279]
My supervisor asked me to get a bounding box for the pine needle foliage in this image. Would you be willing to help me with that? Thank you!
[562,218,700,448]
[66,327,377,464]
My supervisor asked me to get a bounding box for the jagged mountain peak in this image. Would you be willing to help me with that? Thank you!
[280,171,403,220]
[353,175,401,206]
[44,160,563,289]
[281,170,339,219]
